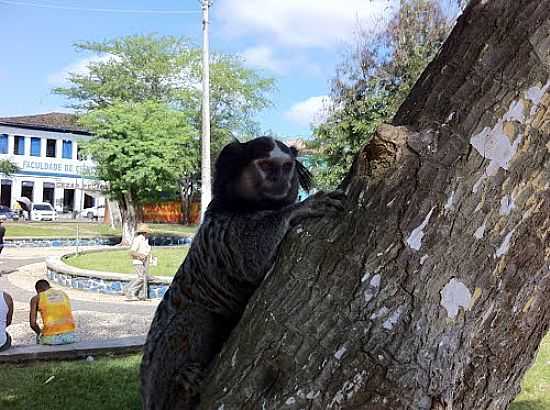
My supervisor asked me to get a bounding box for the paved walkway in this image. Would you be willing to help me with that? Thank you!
[0,246,161,347]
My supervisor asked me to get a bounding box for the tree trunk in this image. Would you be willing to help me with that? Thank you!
[119,191,142,245]
[200,1,550,409]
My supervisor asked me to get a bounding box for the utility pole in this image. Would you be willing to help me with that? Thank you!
[200,0,212,221]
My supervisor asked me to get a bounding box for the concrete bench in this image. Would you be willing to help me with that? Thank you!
[0,335,145,363]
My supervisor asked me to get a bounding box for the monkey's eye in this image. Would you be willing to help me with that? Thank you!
[282,161,293,173]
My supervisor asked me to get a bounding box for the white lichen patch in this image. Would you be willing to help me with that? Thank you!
[361,272,370,283]
[420,255,429,265]
[469,96,533,192]
[495,229,515,257]
[285,397,296,406]
[231,348,239,367]
[526,81,550,116]
[370,306,389,320]
[406,207,436,251]
[444,191,455,210]
[499,195,515,215]
[370,274,381,288]
[474,222,486,240]
[217,405,225,410]
[503,100,526,123]
[440,278,472,319]
[364,274,381,304]
[334,345,347,360]
[470,116,522,178]
[383,306,403,330]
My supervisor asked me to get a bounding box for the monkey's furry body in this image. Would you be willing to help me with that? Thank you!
[141,137,341,409]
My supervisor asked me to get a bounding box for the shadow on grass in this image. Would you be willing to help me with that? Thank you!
[0,354,141,410]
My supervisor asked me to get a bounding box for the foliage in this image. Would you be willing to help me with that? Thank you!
[0,159,19,176]
[54,34,275,151]
[308,0,451,189]
[78,100,197,205]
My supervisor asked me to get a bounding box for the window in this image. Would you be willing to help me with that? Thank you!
[14,135,25,155]
[30,137,41,157]
[0,134,7,154]
[46,139,56,158]
[62,140,73,159]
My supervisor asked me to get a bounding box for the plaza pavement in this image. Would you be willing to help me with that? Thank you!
[0,246,159,346]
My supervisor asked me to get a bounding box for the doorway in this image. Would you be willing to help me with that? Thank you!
[21,181,34,201]
[63,189,75,212]
[43,182,55,206]
[0,180,11,207]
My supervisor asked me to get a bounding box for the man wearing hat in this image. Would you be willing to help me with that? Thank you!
[126,224,152,301]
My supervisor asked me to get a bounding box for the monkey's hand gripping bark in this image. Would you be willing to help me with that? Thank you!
[286,190,346,226]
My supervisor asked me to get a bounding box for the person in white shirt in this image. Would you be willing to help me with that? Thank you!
[126,224,152,301]
[0,289,14,352]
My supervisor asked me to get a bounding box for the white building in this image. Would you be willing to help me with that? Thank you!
[0,113,106,213]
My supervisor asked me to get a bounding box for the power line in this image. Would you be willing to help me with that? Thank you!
[0,0,201,15]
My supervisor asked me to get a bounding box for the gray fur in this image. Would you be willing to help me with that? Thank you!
[140,137,343,409]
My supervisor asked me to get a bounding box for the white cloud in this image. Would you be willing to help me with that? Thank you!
[285,96,331,127]
[48,55,118,86]
[216,0,394,49]
[240,46,289,74]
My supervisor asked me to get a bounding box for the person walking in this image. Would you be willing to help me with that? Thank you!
[0,288,13,352]
[29,280,78,345]
[0,215,6,255]
[126,224,152,301]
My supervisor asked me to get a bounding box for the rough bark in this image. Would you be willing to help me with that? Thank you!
[199,1,550,409]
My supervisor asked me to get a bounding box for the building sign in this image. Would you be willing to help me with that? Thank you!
[20,160,97,177]
[55,181,108,191]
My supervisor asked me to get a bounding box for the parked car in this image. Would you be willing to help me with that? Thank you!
[0,205,19,221]
[79,205,105,220]
[30,202,57,221]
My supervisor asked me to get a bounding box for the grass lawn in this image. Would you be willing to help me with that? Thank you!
[4,221,197,239]
[0,335,548,409]
[64,248,188,277]
[0,354,141,410]
[510,334,550,410]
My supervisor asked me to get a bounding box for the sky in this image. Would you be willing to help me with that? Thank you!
[0,0,400,138]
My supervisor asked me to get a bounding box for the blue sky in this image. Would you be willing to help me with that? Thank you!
[0,0,398,137]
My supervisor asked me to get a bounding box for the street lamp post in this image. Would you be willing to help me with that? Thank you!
[200,0,212,221]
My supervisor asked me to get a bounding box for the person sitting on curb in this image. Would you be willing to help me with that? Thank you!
[126,224,153,301]
[29,280,79,345]
[0,288,13,352]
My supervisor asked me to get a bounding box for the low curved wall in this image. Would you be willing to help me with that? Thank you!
[6,234,193,248]
[46,251,173,299]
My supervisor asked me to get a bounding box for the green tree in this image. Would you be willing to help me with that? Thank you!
[54,34,274,147]
[0,159,19,176]
[79,101,197,244]
[54,34,274,234]
[309,0,451,189]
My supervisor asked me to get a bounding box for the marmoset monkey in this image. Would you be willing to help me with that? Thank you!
[141,136,344,409]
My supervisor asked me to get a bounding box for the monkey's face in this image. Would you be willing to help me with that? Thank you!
[212,136,312,212]
[237,140,299,207]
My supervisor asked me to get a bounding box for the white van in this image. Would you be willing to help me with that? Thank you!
[30,202,57,221]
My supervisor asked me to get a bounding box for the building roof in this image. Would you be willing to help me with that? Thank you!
[0,113,91,135]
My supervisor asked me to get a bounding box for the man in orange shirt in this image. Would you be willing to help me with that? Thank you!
[29,280,78,345]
